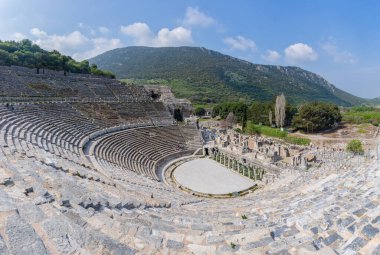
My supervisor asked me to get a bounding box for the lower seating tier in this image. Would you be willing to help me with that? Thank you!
[0,102,202,181]
[91,125,200,181]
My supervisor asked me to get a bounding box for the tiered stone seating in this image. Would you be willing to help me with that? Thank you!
[92,125,198,181]
[2,135,380,254]
[73,102,122,127]
[2,65,380,254]
[108,102,152,124]
[0,97,198,182]
[0,66,146,99]
[140,101,174,124]
[0,67,40,97]
[178,124,203,148]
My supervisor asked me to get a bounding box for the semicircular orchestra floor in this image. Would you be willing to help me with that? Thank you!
[173,158,256,195]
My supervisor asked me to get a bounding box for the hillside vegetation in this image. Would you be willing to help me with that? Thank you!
[245,122,311,145]
[0,39,114,78]
[343,106,380,125]
[90,46,365,106]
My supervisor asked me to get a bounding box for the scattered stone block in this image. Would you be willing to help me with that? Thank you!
[17,202,46,224]
[0,235,9,255]
[310,226,319,235]
[323,232,342,246]
[342,237,367,253]
[60,199,71,208]
[191,224,212,231]
[371,216,380,225]
[166,240,184,250]
[347,224,356,234]
[0,177,14,187]
[5,214,48,255]
[24,187,34,196]
[243,237,273,250]
[33,191,54,205]
[312,238,324,250]
[361,224,379,239]
[337,216,355,229]
[353,208,367,217]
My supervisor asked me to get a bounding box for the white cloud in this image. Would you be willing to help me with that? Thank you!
[155,27,192,47]
[120,22,152,45]
[183,7,216,27]
[284,43,318,63]
[30,28,88,52]
[223,36,256,51]
[98,26,110,34]
[11,32,27,41]
[73,37,123,60]
[120,22,192,47]
[262,50,281,62]
[321,39,357,64]
[30,28,47,37]
[28,27,121,60]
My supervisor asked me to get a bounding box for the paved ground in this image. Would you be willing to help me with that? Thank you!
[173,158,256,194]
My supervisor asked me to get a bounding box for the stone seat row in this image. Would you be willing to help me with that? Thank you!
[0,105,96,154]
[0,100,200,182]
[92,125,199,180]
[0,66,156,100]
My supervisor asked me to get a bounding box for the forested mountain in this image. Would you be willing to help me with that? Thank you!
[89,46,365,106]
[0,39,114,78]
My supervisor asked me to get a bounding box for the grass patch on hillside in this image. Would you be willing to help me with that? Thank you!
[343,106,380,125]
[357,124,369,134]
[246,123,287,138]
[245,121,310,145]
[283,136,311,146]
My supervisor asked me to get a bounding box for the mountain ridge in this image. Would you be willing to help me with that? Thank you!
[89,46,366,106]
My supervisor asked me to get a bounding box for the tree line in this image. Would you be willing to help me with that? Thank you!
[0,39,115,78]
[197,95,342,133]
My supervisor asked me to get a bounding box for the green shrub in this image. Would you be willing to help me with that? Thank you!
[292,102,341,132]
[245,121,310,145]
[194,107,206,117]
[245,122,286,138]
[343,110,380,125]
[346,139,364,154]
[234,128,242,133]
[283,136,311,145]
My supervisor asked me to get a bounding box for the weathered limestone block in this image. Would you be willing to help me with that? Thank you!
[5,213,49,255]
[0,189,17,212]
[0,235,9,255]
[0,177,14,187]
[166,240,184,250]
[41,215,86,254]
[85,230,136,255]
[187,244,216,254]
[17,202,46,224]
[33,191,54,205]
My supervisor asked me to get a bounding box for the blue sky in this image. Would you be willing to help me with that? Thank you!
[0,0,379,98]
